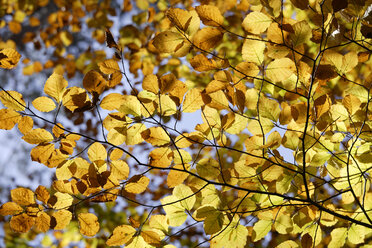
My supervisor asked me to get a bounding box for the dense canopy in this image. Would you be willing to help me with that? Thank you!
[1,0,372,247]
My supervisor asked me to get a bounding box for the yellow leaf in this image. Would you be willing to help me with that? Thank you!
[127,236,148,248]
[167,164,190,188]
[100,93,126,110]
[11,187,35,206]
[235,62,260,78]
[193,27,223,51]
[189,53,229,71]
[83,70,107,94]
[10,213,35,233]
[52,209,72,230]
[32,96,56,112]
[110,160,129,180]
[266,58,295,82]
[119,95,142,117]
[242,35,266,65]
[0,202,23,215]
[314,94,331,118]
[44,73,68,102]
[0,48,21,69]
[30,143,55,165]
[330,104,349,121]
[125,175,150,194]
[242,12,272,34]
[210,220,248,247]
[88,142,107,162]
[126,123,146,145]
[48,192,73,209]
[106,225,136,246]
[194,205,224,234]
[161,195,188,226]
[183,88,204,113]
[341,51,358,74]
[252,219,272,242]
[141,126,170,146]
[173,184,195,211]
[62,86,91,112]
[0,90,25,111]
[18,116,33,134]
[153,31,185,53]
[35,212,51,232]
[223,113,248,134]
[277,240,299,248]
[143,74,159,93]
[149,215,169,234]
[0,108,21,130]
[78,213,100,237]
[157,95,177,116]
[141,230,161,246]
[166,8,199,36]
[22,128,54,144]
[195,5,224,27]
[149,147,173,168]
[35,185,50,205]
[328,227,347,248]
[98,59,121,75]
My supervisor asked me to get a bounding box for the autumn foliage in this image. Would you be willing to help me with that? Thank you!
[1,0,372,247]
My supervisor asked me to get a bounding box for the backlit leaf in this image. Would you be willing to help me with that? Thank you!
[78,213,100,237]
[11,187,35,206]
[10,213,35,233]
[22,128,54,144]
[106,225,136,246]
[32,96,56,112]
[0,109,21,130]
[195,5,224,27]
[141,127,170,146]
[44,73,68,102]
[243,12,272,34]
[153,31,185,54]
[0,202,23,215]
[125,175,150,194]
[253,219,272,242]
[0,48,21,69]
[0,90,25,111]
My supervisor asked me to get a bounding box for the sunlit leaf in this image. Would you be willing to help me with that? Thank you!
[32,96,56,112]
[0,48,21,69]
[44,73,68,102]
[78,213,100,237]
[0,90,25,111]
[106,225,136,246]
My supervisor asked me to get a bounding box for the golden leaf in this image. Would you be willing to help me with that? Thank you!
[0,48,21,69]
[195,5,224,27]
[88,142,107,162]
[266,58,295,82]
[100,93,126,110]
[193,27,223,51]
[141,127,170,146]
[106,225,136,246]
[183,88,204,113]
[10,213,35,233]
[242,12,272,34]
[52,209,72,230]
[143,74,159,94]
[44,73,68,102]
[62,86,91,112]
[35,212,51,232]
[32,96,56,112]
[0,202,23,216]
[149,147,173,168]
[35,185,50,205]
[125,175,150,194]
[0,108,21,130]
[78,213,100,237]
[152,31,185,54]
[110,160,130,180]
[11,188,35,206]
[22,128,54,144]
[83,70,107,94]
[48,192,73,209]
[18,116,33,134]
[0,90,25,111]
